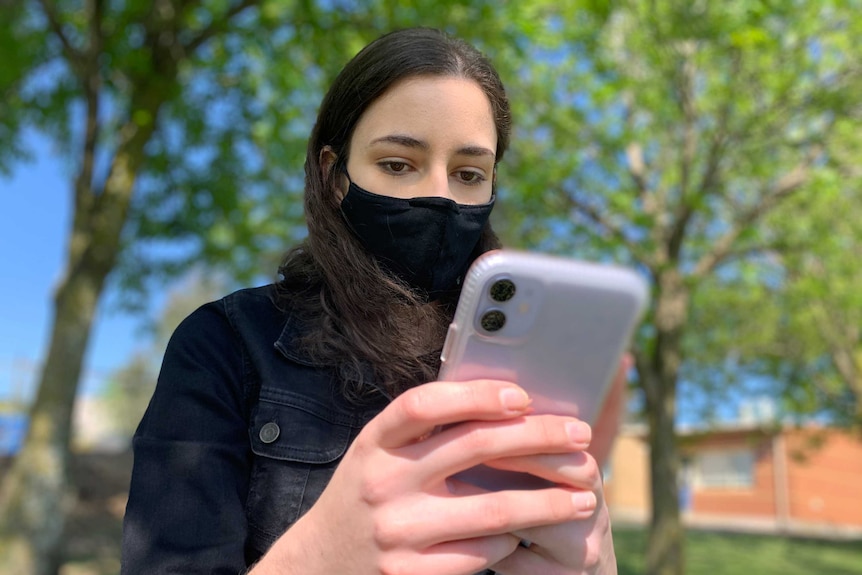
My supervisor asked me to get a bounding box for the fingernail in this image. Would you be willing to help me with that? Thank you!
[500,388,531,412]
[572,490,597,511]
[566,421,591,446]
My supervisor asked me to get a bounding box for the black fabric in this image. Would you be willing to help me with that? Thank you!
[340,179,494,298]
[121,286,387,573]
[121,284,496,573]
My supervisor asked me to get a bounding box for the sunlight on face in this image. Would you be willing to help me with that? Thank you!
[344,76,497,205]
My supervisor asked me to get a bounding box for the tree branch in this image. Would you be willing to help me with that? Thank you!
[72,0,105,225]
[621,92,662,268]
[697,52,739,200]
[563,193,648,263]
[622,90,649,198]
[691,146,822,279]
[37,0,84,74]
[184,0,259,53]
[626,141,648,195]
[715,239,801,268]
[666,204,693,262]
[827,339,858,388]
[806,298,861,408]
[697,128,728,198]
[676,40,697,201]
[666,41,707,262]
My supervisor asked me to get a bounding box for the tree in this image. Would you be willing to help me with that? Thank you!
[495,2,862,574]
[0,1,264,571]
[770,168,862,425]
[0,2,562,571]
[685,121,862,428]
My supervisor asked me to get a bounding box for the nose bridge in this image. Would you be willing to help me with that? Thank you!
[423,161,451,199]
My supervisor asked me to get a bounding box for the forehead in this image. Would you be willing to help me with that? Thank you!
[350,75,497,151]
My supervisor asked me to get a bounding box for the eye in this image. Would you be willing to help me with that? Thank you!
[379,161,410,174]
[454,170,486,186]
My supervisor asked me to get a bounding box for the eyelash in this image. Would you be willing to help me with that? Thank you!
[378,161,411,175]
[455,170,486,186]
[378,162,487,187]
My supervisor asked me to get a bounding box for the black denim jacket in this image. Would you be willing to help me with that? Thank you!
[121,285,391,573]
[121,284,495,574]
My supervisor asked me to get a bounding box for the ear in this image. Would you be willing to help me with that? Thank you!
[320,146,347,202]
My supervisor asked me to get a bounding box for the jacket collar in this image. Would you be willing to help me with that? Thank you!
[273,308,319,367]
[272,305,393,401]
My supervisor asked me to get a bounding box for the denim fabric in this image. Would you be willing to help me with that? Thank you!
[121,284,495,574]
[121,285,386,573]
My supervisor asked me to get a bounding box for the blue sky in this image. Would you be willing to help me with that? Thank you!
[0,132,147,402]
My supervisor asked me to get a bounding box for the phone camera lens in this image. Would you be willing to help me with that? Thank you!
[480,310,506,332]
[489,279,516,302]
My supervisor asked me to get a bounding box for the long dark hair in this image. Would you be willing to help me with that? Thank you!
[278,27,511,399]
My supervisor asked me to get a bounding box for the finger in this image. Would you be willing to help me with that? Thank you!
[589,354,631,466]
[381,534,519,575]
[507,506,612,574]
[490,544,564,575]
[446,472,606,566]
[481,451,603,491]
[370,380,532,449]
[510,519,593,565]
[403,414,592,485]
[374,487,598,549]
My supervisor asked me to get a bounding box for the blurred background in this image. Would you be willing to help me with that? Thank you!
[1,1,861,574]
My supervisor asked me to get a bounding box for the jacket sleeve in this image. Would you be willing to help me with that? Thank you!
[121,300,253,574]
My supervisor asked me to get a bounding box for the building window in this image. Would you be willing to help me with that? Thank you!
[692,448,755,489]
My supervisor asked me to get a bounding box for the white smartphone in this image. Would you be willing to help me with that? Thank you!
[438,250,648,490]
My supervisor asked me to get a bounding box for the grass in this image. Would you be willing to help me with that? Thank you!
[614,525,862,575]
[58,523,862,575]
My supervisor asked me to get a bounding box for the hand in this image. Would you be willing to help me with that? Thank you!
[475,451,614,575]
[483,355,631,575]
[250,379,601,575]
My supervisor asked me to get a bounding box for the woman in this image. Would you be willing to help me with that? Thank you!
[122,27,625,574]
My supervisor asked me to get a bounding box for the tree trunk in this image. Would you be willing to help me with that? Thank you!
[0,2,254,571]
[641,270,688,575]
[0,108,162,575]
[644,366,683,575]
[0,231,111,573]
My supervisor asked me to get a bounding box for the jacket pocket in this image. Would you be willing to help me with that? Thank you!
[245,388,359,552]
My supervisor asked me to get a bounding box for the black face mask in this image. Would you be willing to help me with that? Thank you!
[339,177,495,299]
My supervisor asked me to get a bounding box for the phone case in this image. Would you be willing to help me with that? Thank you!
[438,250,648,490]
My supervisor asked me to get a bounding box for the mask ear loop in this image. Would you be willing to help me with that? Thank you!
[337,160,359,202]
[330,154,352,205]
[341,167,353,184]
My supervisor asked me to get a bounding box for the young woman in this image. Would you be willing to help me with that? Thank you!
[122,27,625,575]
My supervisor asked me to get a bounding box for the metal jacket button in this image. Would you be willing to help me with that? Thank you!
[259,422,280,443]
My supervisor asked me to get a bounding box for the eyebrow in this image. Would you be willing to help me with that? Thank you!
[369,134,496,159]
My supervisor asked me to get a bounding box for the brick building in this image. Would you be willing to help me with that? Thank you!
[605,423,862,537]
